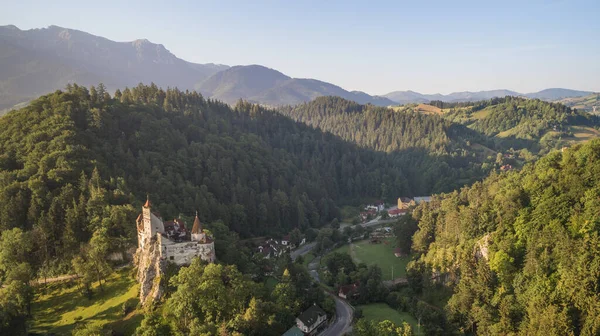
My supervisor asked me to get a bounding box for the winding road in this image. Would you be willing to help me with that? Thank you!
[295,247,354,335]
[289,216,398,335]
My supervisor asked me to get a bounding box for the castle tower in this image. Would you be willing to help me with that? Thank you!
[191,212,206,242]
[138,196,165,249]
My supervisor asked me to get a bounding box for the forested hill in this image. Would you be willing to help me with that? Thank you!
[408,140,600,335]
[279,96,502,190]
[280,96,493,155]
[439,96,600,150]
[0,84,480,272]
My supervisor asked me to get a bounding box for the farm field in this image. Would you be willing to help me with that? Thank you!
[30,268,141,335]
[357,303,423,335]
[329,237,411,281]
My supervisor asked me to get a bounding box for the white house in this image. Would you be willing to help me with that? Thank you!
[296,304,327,335]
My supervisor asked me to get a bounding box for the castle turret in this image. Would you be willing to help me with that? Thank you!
[138,196,165,249]
[191,212,206,242]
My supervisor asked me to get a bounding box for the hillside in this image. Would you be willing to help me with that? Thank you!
[440,96,600,151]
[384,88,591,105]
[409,139,600,335]
[0,85,490,274]
[278,96,511,192]
[0,25,228,109]
[557,93,600,113]
[199,65,395,106]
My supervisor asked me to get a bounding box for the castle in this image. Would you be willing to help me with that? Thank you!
[136,197,216,265]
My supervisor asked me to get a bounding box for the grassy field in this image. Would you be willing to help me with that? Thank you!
[414,104,443,115]
[30,268,141,335]
[358,303,423,335]
[329,238,411,281]
[568,125,600,142]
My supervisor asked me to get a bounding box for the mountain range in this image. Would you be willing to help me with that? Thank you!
[0,24,227,109]
[383,88,594,105]
[0,24,595,111]
[197,65,396,106]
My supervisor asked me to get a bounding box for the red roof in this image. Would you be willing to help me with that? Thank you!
[136,214,142,222]
[339,284,358,295]
[388,208,407,215]
[143,197,151,208]
[394,247,402,253]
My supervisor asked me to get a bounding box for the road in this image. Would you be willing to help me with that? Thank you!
[306,255,354,335]
[322,292,354,336]
[288,216,397,335]
[291,242,316,261]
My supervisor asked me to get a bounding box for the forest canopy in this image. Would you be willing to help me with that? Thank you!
[408,139,600,335]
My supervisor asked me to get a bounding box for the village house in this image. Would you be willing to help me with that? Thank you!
[387,208,407,218]
[338,284,359,299]
[397,197,413,209]
[136,198,215,265]
[394,247,403,257]
[295,304,327,335]
[398,196,432,209]
[282,326,304,336]
[359,208,377,222]
[365,200,385,212]
[256,233,306,259]
[413,196,432,204]
[500,164,513,171]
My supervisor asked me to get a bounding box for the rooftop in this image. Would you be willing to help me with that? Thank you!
[297,304,326,326]
[282,326,304,336]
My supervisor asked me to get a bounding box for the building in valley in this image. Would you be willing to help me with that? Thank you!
[397,196,432,209]
[295,304,327,335]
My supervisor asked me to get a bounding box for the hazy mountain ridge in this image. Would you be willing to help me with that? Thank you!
[384,88,594,104]
[0,24,595,111]
[0,25,228,109]
[199,65,396,106]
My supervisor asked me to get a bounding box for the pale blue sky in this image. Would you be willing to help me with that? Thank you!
[1,0,598,95]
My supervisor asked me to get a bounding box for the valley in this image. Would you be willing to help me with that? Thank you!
[0,6,599,335]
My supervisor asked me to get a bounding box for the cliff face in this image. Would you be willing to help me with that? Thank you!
[135,236,165,305]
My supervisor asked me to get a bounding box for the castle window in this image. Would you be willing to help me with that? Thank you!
[170,256,174,261]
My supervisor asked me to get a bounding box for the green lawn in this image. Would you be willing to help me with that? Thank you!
[323,238,410,281]
[30,268,140,335]
[358,303,423,335]
[349,238,411,280]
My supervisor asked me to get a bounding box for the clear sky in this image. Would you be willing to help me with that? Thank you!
[1,0,598,95]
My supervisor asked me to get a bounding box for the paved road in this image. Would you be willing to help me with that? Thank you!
[322,293,353,336]
[291,242,316,261]
[288,217,399,336]
[307,256,353,336]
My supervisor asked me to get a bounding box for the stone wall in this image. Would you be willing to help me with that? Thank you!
[163,241,215,265]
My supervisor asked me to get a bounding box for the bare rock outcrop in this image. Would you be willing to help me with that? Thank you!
[135,236,166,305]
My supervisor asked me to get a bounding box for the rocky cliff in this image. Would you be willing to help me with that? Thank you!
[135,236,166,305]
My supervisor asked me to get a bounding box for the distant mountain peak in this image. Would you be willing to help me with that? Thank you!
[0,24,230,110]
